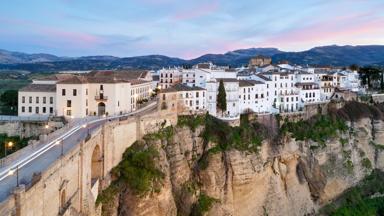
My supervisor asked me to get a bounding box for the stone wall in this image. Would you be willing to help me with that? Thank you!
[0,121,64,138]
[0,110,177,216]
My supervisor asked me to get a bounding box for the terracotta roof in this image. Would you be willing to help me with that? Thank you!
[131,80,151,86]
[197,63,211,69]
[239,80,264,87]
[256,74,272,81]
[57,70,151,84]
[218,78,238,83]
[37,74,76,81]
[161,84,205,93]
[19,84,56,92]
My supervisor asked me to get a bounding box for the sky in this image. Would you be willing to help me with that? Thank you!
[0,0,383,59]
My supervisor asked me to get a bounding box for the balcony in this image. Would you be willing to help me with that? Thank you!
[95,95,108,101]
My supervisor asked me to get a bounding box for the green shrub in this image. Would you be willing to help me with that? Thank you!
[177,115,206,132]
[202,114,266,153]
[339,138,348,147]
[191,193,219,216]
[321,170,384,215]
[281,114,348,146]
[361,158,372,170]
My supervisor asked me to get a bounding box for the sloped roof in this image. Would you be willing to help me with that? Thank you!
[19,84,56,92]
[161,83,205,93]
[239,80,264,87]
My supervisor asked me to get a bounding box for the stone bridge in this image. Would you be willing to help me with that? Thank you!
[0,110,177,216]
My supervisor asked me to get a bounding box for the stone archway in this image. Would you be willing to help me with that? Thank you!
[60,189,66,209]
[91,145,102,184]
[97,102,106,116]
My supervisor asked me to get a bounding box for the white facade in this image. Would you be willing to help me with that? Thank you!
[239,80,268,113]
[18,90,56,117]
[207,79,240,118]
[19,71,153,119]
[159,68,182,89]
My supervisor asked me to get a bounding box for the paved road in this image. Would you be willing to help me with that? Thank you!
[0,102,157,202]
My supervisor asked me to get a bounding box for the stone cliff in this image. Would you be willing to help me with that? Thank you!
[98,102,384,216]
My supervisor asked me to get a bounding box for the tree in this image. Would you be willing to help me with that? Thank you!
[349,64,359,71]
[358,66,383,90]
[217,80,227,116]
[0,90,18,115]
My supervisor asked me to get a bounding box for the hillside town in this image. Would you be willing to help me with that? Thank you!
[17,56,362,120]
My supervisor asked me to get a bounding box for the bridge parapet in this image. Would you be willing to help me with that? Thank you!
[0,109,177,216]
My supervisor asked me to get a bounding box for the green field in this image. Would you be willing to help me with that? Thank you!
[0,79,31,94]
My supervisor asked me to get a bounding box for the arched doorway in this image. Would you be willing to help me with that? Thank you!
[91,145,102,184]
[97,102,106,116]
[60,189,66,209]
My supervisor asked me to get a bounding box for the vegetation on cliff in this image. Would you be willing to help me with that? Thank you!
[191,193,219,216]
[96,141,164,207]
[178,114,268,153]
[322,170,384,216]
[281,114,348,146]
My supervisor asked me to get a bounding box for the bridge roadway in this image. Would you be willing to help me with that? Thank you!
[0,102,157,202]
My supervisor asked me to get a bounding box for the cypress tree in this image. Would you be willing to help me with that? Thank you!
[217,79,227,116]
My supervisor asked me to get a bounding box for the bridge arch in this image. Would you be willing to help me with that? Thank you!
[91,145,103,184]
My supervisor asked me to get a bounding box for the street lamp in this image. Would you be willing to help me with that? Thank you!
[55,140,64,156]
[7,165,19,187]
[4,141,14,157]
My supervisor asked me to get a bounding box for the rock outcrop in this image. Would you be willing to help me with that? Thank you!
[103,115,384,216]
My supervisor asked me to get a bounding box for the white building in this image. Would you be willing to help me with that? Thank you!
[207,78,240,118]
[19,70,152,118]
[295,71,321,105]
[159,68,182,89]
[159,83,206,114]
[18,74,74,117]
[238,80,268,113]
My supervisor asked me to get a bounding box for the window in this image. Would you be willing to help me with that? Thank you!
[36,97,39,104]
[21,106,25,112]
[100,85,104,90]
[67,100,72,107]
[66,110,71,116]
[35,107,39,114]
[62,89,66,96]
[50,97,53,104]
[196,92,199,97]
[28,107,32,113]
[22,96,25,103]
[43,107,46,113]
[43,97,46,104]
[86,99,88,106]
[86,108,88,115]
[29,97,32,103]
[86,89,88,95]
[50,107,53,114]
[73,89,77,96]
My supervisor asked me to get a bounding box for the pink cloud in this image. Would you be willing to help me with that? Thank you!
[260,12,384,48]
[0,17,102,47]
[172,0,219,21]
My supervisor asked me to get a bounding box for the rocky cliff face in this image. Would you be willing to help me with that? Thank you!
[103,114,384,216]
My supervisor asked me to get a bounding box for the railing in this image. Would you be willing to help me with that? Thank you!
[94,95,108,100]
[0,115,49,122]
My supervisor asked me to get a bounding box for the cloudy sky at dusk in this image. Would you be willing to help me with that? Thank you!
[0,0,383,58]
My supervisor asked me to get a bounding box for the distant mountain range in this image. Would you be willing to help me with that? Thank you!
[0,45,383,72]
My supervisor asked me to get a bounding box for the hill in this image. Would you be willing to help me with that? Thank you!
[0,45,383,72]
